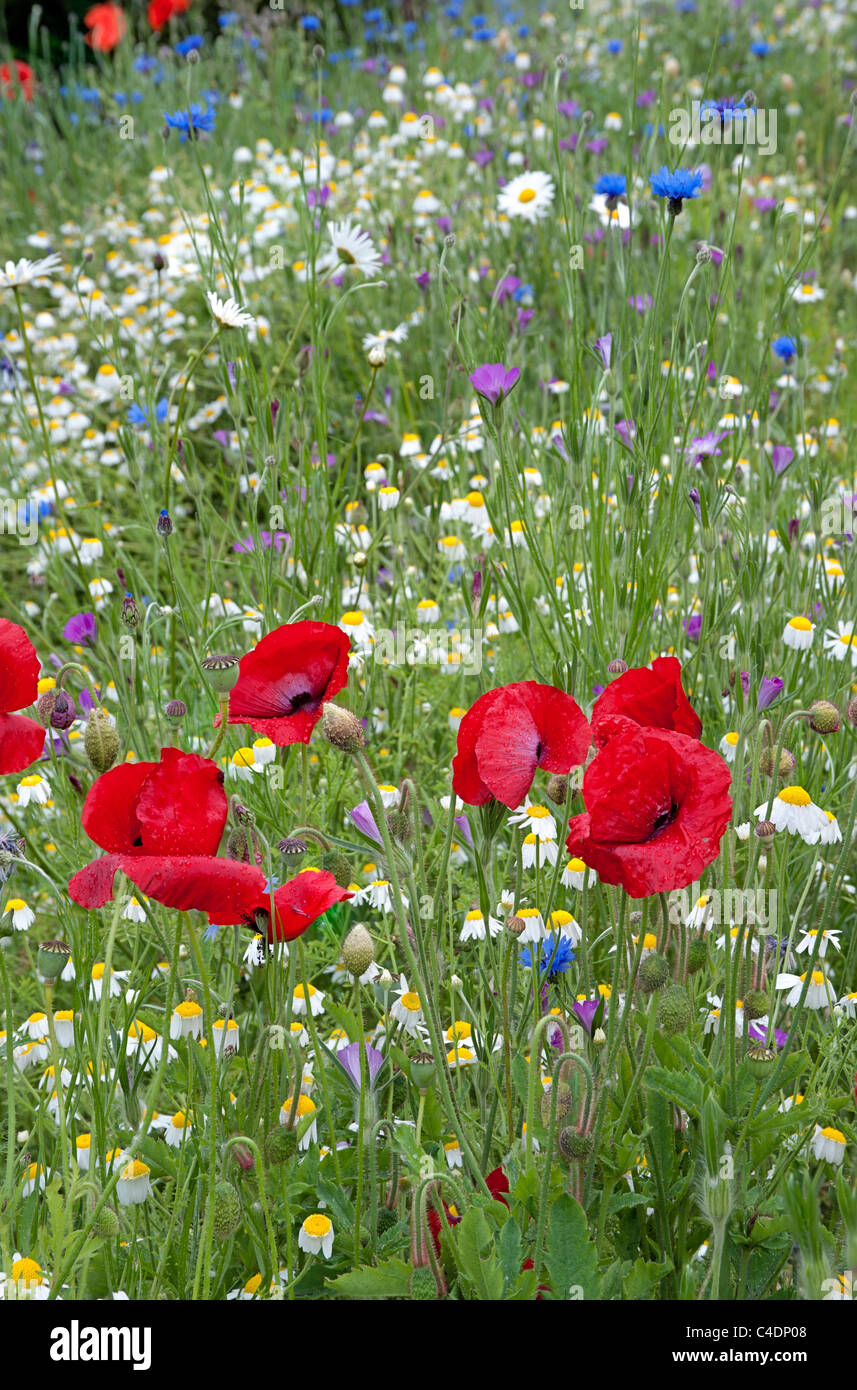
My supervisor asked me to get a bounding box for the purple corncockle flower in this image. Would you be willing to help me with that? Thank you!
[586,137,609,154]
[740,671,751,700]
[516,308,534,333]
[686,430,726,463]
[335,1041,384,1090]
[63,612,97,645]
[757,676,783,711]
[469,363,520,406]
[594,332,612,369]
[494,274,521,304]
[414,271,431,291]
[572,999,599,1033]
[558,133,579,152]
[683,614,703,642]
[747,1021,788,1050]
[232,530,290,554]
[770,445,794,476]
[472,565,482,605]
[435,216,452,235]
[306,185,330,209]
[628,294,653,313]
[615,419,636,447]
[788,518,799,543]
[454,814,473,848]
[349,799,384,846]
[592,683,605,698]
[556,99,581,117]
[754,196,777,212]
[78,687,97,715]
[472,148,494,167]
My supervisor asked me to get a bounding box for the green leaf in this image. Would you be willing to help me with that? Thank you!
[544,1194,599,1301]
[455,1206,504,1300]
[498,1215,523,1294]
[622,1256,674,1300]
[326,1258,412,1299]
[607,1191,653,1214]
[645,1065,706,1120]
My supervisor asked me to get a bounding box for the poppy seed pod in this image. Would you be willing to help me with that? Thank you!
[746,1044,776,1081]
[278,837,307,863]
[342,924,375,976]
[84,707,119,773]
[37,939,71,980]
[607,658,629,675]
[165,698,187,727]
[409,1051,436,1091]
[201,654,241,694]
[808,700,840,735]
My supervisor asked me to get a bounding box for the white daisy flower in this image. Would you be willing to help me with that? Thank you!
[561,857,597,890]
[775,969,835,1010]
[0,253,62,289]
[811,1125,846,1164]
[756,786,829,841]
[497,170,555,222]
[460,908,503,942]
[206,290,256,330]
[782,615,814,650]
[322,219,382,277]
[298,1213,334,1258]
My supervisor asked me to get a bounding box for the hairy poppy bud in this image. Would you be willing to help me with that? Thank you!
[386,809,412,845]
[410,1265,440,1299]
[558,1126,594,1161]
[209,1181,242,1240]
[264,1127,297,1165]
[91,1206,120,1238]
[744,989,769,1020]
[541,1081,572,1126]
[847,696,857,728]
[686,937,708,975]
[638,952,670,994]
[50,691,76,730]
[321,848,351,887]
[201,653,241,694]
[758,747,794,778]
[545,774,569,805]
[808,700,840,735]
[342,924,375,976]
[658,984,691,1036]
[37,687,60,725]
[321,702,365,753]
[84,707,119,773]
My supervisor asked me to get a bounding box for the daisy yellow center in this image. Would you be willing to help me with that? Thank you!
[724,732,738,745]
[777,786,810,806]
[20,776,42,787]
[76,1135,91,1149]
[519,908,540,919]
[401,991,421,1011]
[6,899,26,912]
[342,610,364,625]
[171,1112,187,1128]
[788,616,811,630]
[304,1214,331,1238]
[551,910,573,927]
[244,1273,263,1295]
[448,1021,471,1039]
[465,910,483,922]
[55,1010,73,1022]
[91,964,107,980]
[12,1257,42,1284]
[517,187,536,203]
[444,1140,460,1152]
[294,984,317,999]
[820,1126,845,1143]
[526,805,550,818]
[176,1001,202,1018]
[567,857,587,872]
[122,1160,149,1179]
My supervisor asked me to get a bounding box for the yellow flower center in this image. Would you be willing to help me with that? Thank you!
[12,1257,42,1284]
[518,188,536,203]
[820,1126,845,1144]
[788,616,812,630]
[304,1213,331,1238]
[777,786,811,806]
[401,991,421,1011]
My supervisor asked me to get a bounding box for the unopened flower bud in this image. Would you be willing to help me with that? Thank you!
[153,252,167,272]
[545,774,569,805]
[638,952,670,994]
[450,974,463,990]
[755,819,777,839]
[658,984,691,1036]
[342,924,375,976]
[743,989,769,1021]
[201,653,241,694]
[321,702,365,753]
[593,1026,607,1046]
[50,691,76,730]
[758,746,794,779]
[558,1126,594,1161]
[209,1180,242,1240]
[321,847,352,887]
[157,508,173,536]
[541,1080,572,1125]
[808,700,840,734]
[264,1126,296,1164]
[84,707,120,773]
[386,808,412,845]
[121,593,141,629]
[367,343,387,368]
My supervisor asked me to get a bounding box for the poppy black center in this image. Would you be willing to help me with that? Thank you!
[646,802,679,841]
[284,689,318,715]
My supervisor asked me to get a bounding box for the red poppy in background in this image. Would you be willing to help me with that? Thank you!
[565,715,732,897]
[452,681,591,809]
[0,60,34,101]
[71,855,350,943]
[147,0,191,30]
[591,656,701,747]
[0,618,46,775]
[84,3,127,51]
[214,621,350,746]
[68,746,227,904]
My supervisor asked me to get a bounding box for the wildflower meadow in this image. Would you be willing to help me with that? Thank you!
[2,0,857,1328]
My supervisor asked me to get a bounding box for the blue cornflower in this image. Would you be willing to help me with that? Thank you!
[519,933,575,978]
[701,96,752,124]
[299,14,321,29]
[649,165,704,214]
[606,39,623,54]
[594,172,626,199]
[175,35,204,56]
[772,335,797,363]
[127,399,168,427]
[218,11,238,26]
[750,40,771,57]
[163,103,216,140]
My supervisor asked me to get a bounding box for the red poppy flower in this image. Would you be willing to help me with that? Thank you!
[214,621,350,746]
[0,618,46,775]
[565,715,732,897]
[452,682,591,809]
[68,746,227,905]
[591,656,701,747]
[71,853,350,943]
[147,0,191,29]
[84,3,128,51]
[0,60,34,102]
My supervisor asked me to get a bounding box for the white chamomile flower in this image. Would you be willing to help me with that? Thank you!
[0,253,62,289]
[170,1001,204,1040]
[796,928,841,958]
[206,290,256,330]
[16,773,51,807]
[323,219,382,277]
[719,731,739,762]
[389,976,425,1034]
[561,857,597,890]
[298,1213,334,1258]
[782,615,814,650]
[823,623,857,665]
[509,803,557,837]
[775,969,835,1010]
[811,1125,846,1165]
[756,786,829,841]
[521,830,559,868]
[497,170,555,222]
[3,898,34,931]
[443,1139,463,1169]
[122,896,147,923]
[164,1111,192,1147]
[292,984,325,1017]
[460,908,503,942]
[515,907,546,944]
[548,909,581,945]
[116,1160,153,1206]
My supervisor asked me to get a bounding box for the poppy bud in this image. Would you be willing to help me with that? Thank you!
[121,593,141,629]
[541,1081,572,1126]
[91,1206,120,1238]
[321,702,365,753]
[50,691,76,730]
[847,696,857,728]
[84,707,120,773]
[386,809,412,845]
[165,698,187,726]
[743,989,769,1021]
[638,952,670,994]
[209,1181,242,1240]
[545,774,568,805]
[37,939,70,980]
[377,1206,398,1234]
[808,700,840,734]
[686,938,708,975]
[558,1126,594,1161]
[201,654,241,694]
[410,1265,440,1299]
[758,747,794,779]
[264,1126,297,1165]
[321,848,352,887]
[153,252,167,272]
[342,924,375,976]
[658,985,691,1036]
